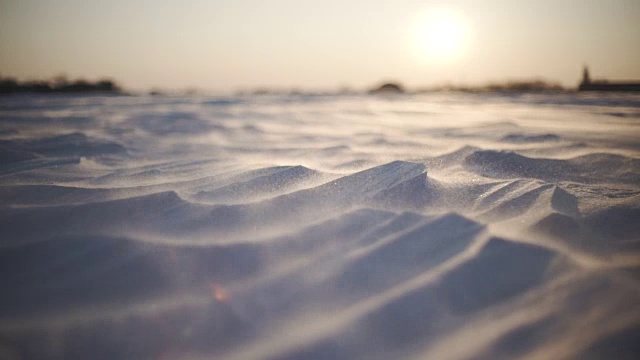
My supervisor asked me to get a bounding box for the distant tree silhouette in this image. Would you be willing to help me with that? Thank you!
[53,74,70,89]
[415,79,565,93]
[483,80,563,92]
[0,76,122,94]
[0,77,19,93]
[369,82,405,94]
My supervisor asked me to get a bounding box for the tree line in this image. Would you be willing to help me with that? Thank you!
[0,75,121,94]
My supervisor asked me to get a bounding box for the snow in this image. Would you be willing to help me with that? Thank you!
[1,92,639,359]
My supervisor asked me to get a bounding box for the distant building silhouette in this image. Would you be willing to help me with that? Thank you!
[582,66,591,85]
[579,66,640,92]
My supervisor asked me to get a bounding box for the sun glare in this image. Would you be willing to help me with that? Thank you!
[413,10,469,63]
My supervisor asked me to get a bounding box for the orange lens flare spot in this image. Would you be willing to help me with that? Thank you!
[209,283,231,303]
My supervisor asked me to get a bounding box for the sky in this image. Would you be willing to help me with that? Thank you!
[1,0,639,92]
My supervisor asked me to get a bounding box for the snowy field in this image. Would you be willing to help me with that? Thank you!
[1,92,639,359]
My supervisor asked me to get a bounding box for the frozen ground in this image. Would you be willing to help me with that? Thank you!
[1,92,639,359]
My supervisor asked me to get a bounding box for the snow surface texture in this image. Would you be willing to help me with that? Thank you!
[1,93,639,359]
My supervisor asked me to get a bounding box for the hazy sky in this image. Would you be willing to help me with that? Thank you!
[1,0,639,91]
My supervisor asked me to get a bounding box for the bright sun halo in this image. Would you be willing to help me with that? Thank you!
[414,10,469,63]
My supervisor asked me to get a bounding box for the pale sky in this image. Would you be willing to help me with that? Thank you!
[1,0,639,92]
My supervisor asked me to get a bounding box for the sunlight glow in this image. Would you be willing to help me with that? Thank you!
[413,10,470,63]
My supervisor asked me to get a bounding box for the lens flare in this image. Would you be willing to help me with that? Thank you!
[210,283,231,303]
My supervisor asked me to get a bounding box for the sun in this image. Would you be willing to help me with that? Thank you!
[413,10,469,63]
